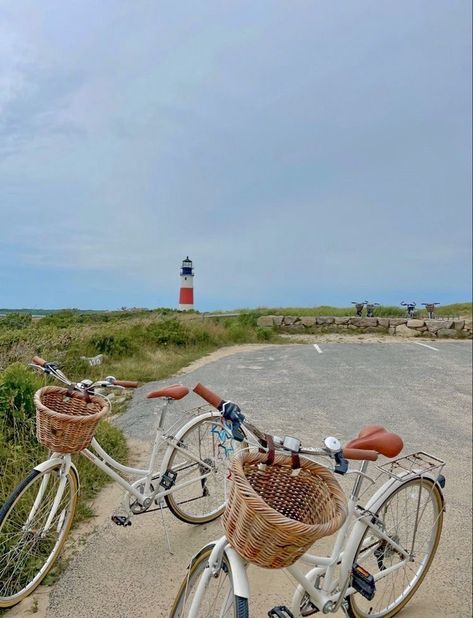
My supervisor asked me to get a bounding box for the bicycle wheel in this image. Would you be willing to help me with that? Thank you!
[347,478,443,618]
[169,545,248,617]
[164,416,246,524]
[0,463,78,608]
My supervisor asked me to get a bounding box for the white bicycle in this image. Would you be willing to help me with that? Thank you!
[170,385,446,618]
[0,359,248,608]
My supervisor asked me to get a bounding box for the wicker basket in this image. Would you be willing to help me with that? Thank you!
[223,450,348,568]
[34,386,110,453]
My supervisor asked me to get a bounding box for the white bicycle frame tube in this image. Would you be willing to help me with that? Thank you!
[35,408,223,505]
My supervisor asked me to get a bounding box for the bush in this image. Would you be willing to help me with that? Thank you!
[145,319,190,346]
[0,363,41,438]
[89,333,137,358]
[256,327,272,341]
[0,312,32,330]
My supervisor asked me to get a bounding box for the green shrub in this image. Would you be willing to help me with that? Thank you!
[89,333,137,358]
[256,327,272,341]
[0,363,41,437]
[145,319,189,346]
[0,312,32,330]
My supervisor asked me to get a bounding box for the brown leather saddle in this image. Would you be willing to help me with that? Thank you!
[345,425,403,458]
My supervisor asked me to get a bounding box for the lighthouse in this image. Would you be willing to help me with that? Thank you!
[179,257,194,310]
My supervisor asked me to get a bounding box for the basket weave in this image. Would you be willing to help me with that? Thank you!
[223,450,347,568]
[34,386,110,453]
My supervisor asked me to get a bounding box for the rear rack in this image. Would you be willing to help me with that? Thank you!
[377,451,445,482]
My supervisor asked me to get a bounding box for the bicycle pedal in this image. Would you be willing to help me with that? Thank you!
[111,515,131,527]
[160,469,178,490]
[352,564,376,601]
[268,607,294,618]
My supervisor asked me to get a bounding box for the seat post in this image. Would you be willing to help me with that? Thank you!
[158,397,172,429]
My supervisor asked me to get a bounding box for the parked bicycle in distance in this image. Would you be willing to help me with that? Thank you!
[422,303,440,319]
[351,301,368,317]
[365,302,379,318]
[170,384,446,618]
[0,358,251,608]
[400,301,417,318]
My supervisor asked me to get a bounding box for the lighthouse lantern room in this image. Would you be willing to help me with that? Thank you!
[179,257,194,310]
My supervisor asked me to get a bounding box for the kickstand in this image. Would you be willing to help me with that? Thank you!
[159,500,173,555]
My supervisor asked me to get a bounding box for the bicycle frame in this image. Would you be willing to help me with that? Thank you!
[32,405,224,529]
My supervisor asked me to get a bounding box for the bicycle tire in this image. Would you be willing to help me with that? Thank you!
[0,463,78,608]
[169,544,248,617]
[164,416,247,524]
[346,478,443,618]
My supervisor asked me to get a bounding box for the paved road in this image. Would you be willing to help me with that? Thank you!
[17,341,472,617]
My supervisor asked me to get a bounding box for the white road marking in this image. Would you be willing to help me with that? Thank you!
[414,342,439,351]
[313,344,323,354]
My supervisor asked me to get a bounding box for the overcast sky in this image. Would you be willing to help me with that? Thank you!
[0,1,471,311]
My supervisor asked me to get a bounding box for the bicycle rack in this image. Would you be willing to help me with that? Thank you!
[376,451,445,482]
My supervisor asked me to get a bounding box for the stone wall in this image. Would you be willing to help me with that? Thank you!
[256,315,472,338]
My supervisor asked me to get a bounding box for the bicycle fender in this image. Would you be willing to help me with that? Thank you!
[225,546,250,599]
[33,459,81,495]
[187,539,249,600]
[341,473,443,579]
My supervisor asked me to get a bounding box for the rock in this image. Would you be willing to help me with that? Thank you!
[453,320,465,331]
[389,319,407,327]
[407,319,425,329]
[334,317,350,325]
[425,320,445,333]
[377,318,390,328]
[316,317,335,325]
[256,316,275,327]
[282,316,298,326]
[273,316,284,326]
[300,316,316,327]
[396,324,419,337]
[389,327,396,335]
[437,328,460,338]
[364,326,384,333]
[350,317,378,327]
[464,320,472,332]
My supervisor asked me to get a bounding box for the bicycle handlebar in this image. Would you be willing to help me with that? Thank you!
[112,380,138,389]
[193,383,380,462]
[32,356,47,367]
[30,358,138,390]
[193,383,224,409]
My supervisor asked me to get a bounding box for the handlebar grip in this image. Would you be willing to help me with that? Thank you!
[342,448,378,461]
[113,380,139,389]
[193,383,224,409]
[32,356,47,367]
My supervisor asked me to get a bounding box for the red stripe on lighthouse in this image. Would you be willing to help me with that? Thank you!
[179,288,194,304]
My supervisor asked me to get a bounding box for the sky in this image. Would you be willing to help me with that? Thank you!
[0,1,471,311]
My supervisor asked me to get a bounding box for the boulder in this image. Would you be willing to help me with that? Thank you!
[437,328,460,338]
[282,316,298,326]
[334,317,350,325]
[316,317,335,325]
[453,320,465,331]
[389,318,407,327]
[396,324,419,337]
[407,319,425,329]
[388,326,396,335]
[257,316,275,327]
[464,320,473,332]
[377,318,390,328]
[425,320,450,333]
[273,315,284,326]
[300,316,316,327]
[350,317,378,327]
